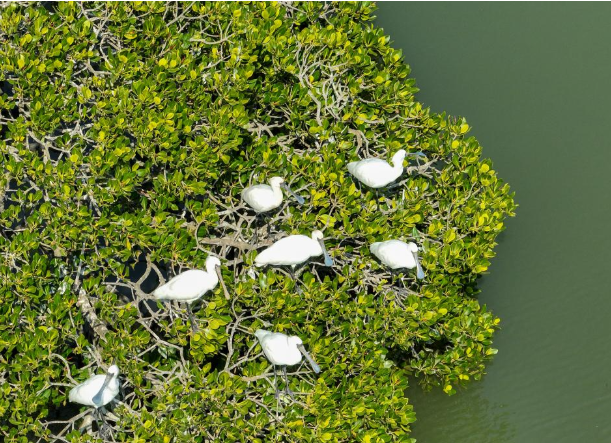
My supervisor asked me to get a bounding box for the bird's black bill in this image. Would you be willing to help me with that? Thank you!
[318,238,334,267]
[92,372,113,406]
[412,251,425,280]
[297,344,321,373]
[281,182,305,205]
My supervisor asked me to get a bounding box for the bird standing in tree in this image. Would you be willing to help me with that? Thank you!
[255,329,321,399]
[153,256,230,331]
[69,365,121,437]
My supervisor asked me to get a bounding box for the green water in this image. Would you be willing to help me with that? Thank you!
[376,3,611,443]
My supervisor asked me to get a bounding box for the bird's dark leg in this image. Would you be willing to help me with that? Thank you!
[265,213,272,238]
[252,214,261,244]
[253,213,273,243]
[289,267,303,294]
[401,270,408,289]
[186,304,199,332]
[390,269,407,290]
[374,189,383,210]
[283,366,295,399]
[119,378,125,402]
[166,302,174,322]
[93,408,101,433]
[96,407,111,439]
[390,268,397,287]
[273,365,280,399]
[357,184,368,210]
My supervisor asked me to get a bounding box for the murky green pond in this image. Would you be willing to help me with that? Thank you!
[376,3,611,442]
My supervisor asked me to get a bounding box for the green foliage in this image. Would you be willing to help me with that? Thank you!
[0,2,515,442]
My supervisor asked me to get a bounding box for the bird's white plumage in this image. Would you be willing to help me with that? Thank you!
[153,257,220,303]
[242,176,305,213]
[254,230,331,267]
[255,330,302,366]
[254,329,320,373]
[347,149,406,188]
[242,177,284,213]
[370,239,425,279]
[69,365,120,408]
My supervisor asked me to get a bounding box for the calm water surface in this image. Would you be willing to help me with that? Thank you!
[376,3,611,443]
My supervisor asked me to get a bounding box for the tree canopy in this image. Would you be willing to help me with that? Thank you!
[0,2,516,442]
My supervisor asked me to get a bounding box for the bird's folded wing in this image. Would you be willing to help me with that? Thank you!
[352,159,390,176]
[242,185,268,201]
[261,333,289,358]
[155,270,205,299]
[69,374,105,404]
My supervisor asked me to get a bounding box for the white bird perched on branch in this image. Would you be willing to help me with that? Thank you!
[69,365,120,436]
[347,149,407,189]
[242,176,304,213]
[254,329,320,398]
[69,365,120,407]
[370,240,425,280]
[153,256,229,331]
[254,230,333,278]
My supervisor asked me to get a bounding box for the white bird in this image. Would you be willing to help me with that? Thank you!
[69,365,120,408]
[347,149,407,188]
[254,230,333,277]
[242,176,304,213]
[370,240,425,280]
[254,329,320,398]
[153,256,229,331]
[69,365,120,436]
